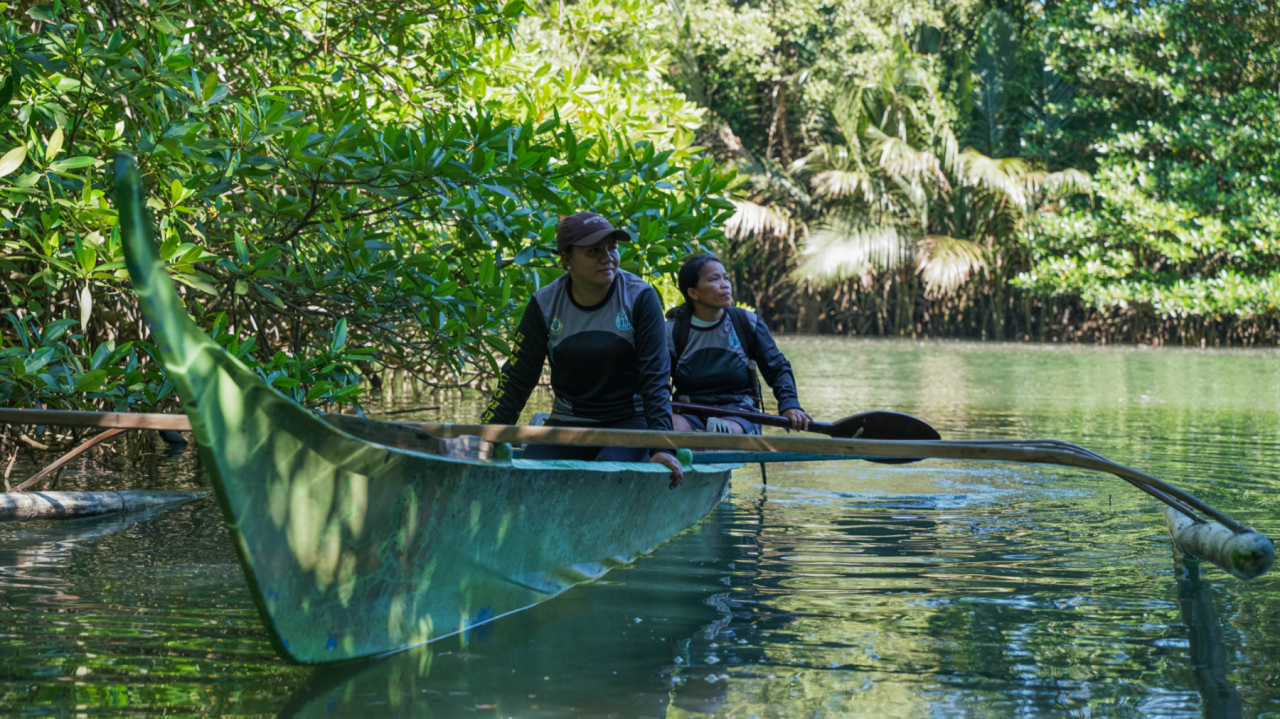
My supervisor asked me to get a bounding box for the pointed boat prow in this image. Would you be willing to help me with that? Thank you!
[115,154,735,664]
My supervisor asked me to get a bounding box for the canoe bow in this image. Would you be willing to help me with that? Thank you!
[116,155,734,664]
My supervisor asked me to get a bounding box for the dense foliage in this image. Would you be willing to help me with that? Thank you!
[668,0,1280,344]
[0,0,733,418]
[1020,0,1280,321]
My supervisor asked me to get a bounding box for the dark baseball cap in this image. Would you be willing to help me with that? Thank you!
[556,212,631,252]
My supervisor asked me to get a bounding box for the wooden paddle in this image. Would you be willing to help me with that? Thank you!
[670,401,940,441]
[671,401,940,465]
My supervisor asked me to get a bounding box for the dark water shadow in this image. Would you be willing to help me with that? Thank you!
[276,504,744,718]
[1175,557,1242,719]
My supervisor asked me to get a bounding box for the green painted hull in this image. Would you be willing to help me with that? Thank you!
[117,160,735,664]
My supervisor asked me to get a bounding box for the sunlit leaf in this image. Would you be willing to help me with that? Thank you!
[45,126,63,161]
[79,285,93,331]
[49,156,99,172]
[0,145,27,177]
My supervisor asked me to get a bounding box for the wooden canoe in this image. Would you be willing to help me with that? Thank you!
[117,159,736,665]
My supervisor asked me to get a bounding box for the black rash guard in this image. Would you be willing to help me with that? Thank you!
[481,270,673,435]
[667,307,802,413]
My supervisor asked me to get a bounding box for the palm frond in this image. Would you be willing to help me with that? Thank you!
[724,199,795,241]
[935,125,960,175]
[868,129,917,169]
[789,143,858,176]
[915,234,989,298]
[1022,44,1074,138]
[831,85,867,152]
[792,216,908,286]
[1038,168,1092,198]
[969,9,1019,158]
[956,149,1028,209]
[812,169,873,199]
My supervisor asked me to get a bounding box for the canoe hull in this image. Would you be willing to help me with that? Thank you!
[117,158,734,664]
[209,384,732,664]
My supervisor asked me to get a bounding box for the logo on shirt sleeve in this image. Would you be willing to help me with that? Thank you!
[615,310,632,331]
[549,316,563,335]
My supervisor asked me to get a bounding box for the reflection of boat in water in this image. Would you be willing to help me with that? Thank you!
[118,159,736,665]
[276,505,743,718]
[1174,557,1242,719]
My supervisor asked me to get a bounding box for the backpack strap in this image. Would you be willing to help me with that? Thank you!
[727,307,759,361]
[672,309,692,363]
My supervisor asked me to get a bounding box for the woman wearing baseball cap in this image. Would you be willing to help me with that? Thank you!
[480,212,684,486]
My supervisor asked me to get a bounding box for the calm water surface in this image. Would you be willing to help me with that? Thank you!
[2,338,1279,718]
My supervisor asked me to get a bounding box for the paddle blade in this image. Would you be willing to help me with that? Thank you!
[826,410,939,465]
[828,410,939,440]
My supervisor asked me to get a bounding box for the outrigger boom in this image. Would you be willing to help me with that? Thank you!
[1,406,1274,580]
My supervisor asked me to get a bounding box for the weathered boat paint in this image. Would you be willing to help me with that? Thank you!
[0,490,209,522]
[115,155,735,664]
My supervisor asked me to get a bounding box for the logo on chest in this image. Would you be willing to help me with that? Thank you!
[727,325,741,348]
[549,316,563,335]
[615,310,632,331]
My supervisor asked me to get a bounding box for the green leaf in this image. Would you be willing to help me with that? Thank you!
[74,369,109,393]
[205,84,229,105]
[0,145,27,177]
[165,55,194,72]
[26,5,55,22]
[159,229,179,260]
[234,232,249,264]
[45,126,63,162]
[49,156,98,172]
[78,244,96,273]
[331,318,348,354]
[234,279,249,295]
[151,14,180,34]
[305,380,334,402]
[202,72,218,103]
[40,319,77,346]
[0,74,15,108]
[483,183,519,202]
[253,282,287,309]
[90,342,113,371]
[333,383,364,398]
[79,285,93,331]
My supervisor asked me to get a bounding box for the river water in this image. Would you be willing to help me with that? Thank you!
[2,338,1278,717]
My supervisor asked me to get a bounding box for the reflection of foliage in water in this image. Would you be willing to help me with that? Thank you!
[0,500,306,714]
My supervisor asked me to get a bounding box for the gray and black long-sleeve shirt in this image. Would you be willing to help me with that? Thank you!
[666,308,802,413]
[481,270,673,435]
